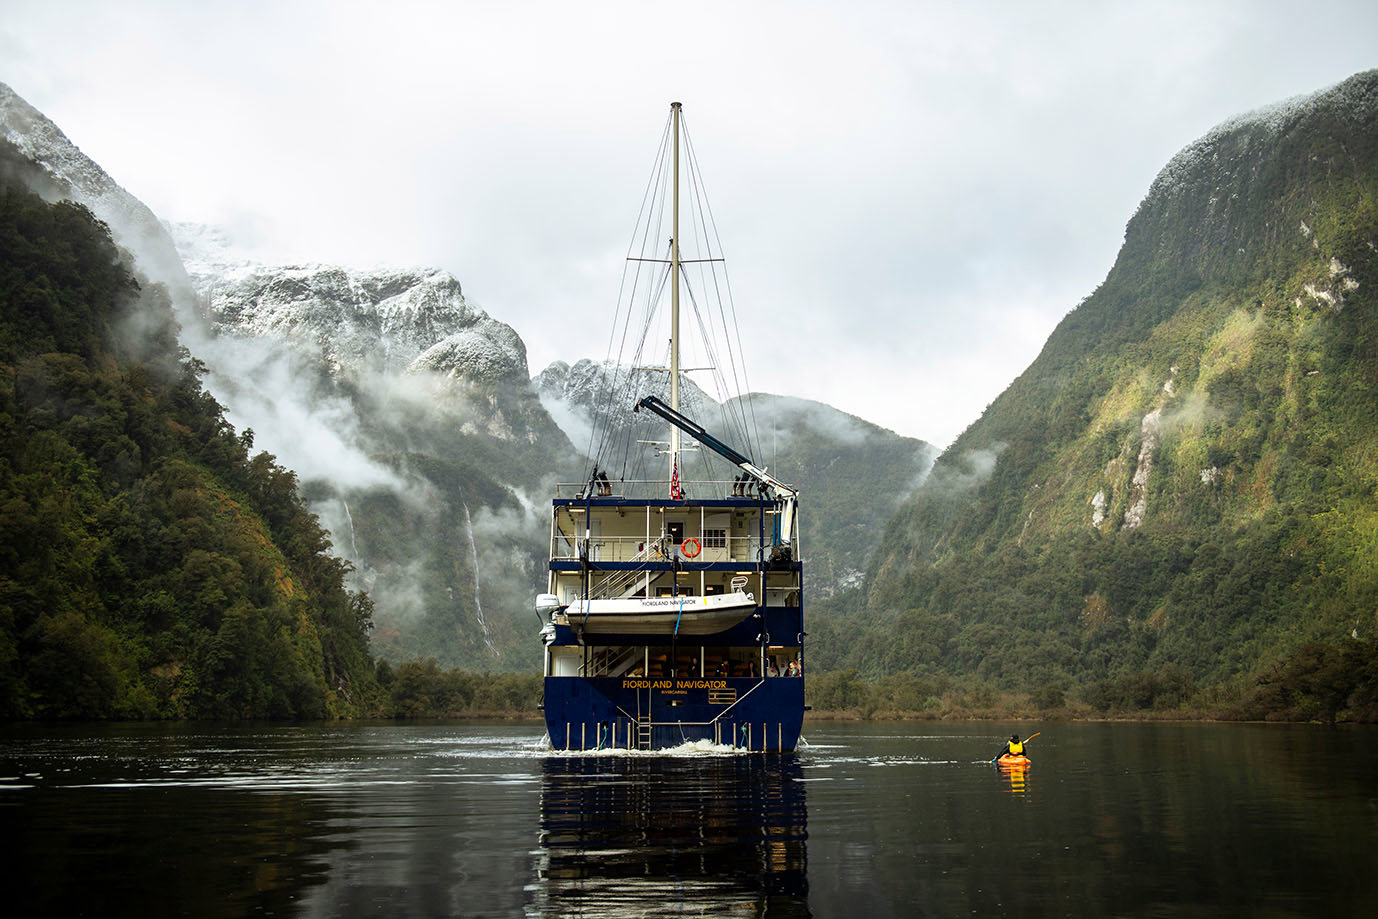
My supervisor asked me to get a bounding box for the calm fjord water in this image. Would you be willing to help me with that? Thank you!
[2,721,1374,917]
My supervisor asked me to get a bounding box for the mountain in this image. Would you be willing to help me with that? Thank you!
[175,224,529,386]
[0,82,197,312]
[535,361,937,597]
[169,225,577,669]
[0,169,379,718]
[845,70,1378,717]
[3,80,941,678]
[1,80,575,672]
[723,394,937,596]
[535,357,719,455]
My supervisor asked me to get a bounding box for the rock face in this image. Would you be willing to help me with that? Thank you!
[0,81,195,305]
[2,81,566,670]
[167,224,574,669]
[860,69,1378,692]
[174,223,529,387]
[535,358,717,451]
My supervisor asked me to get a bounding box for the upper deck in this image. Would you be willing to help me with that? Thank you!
[551,477,785,503]
[549,477,800,571]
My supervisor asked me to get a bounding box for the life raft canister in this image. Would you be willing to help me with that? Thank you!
[681,537,702,558]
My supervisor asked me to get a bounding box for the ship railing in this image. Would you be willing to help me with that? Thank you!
[553,479,771,501]
[552,534,765,565]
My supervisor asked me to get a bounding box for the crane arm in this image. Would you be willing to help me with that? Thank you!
[634,395,798,501]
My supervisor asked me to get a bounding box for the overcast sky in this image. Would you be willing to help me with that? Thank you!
[4,0,1376,447]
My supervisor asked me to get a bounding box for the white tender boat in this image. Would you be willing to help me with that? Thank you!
[553,589,756,635]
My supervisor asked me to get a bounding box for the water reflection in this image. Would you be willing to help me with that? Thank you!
[532,753,809,917]
[7,723,1377,917]
[0,726,350,918]
[998,759,1031,795]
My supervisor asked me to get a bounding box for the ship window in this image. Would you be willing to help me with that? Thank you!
[702,528,727,548]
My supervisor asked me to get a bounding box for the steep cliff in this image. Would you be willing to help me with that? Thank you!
[852,70,1378,706]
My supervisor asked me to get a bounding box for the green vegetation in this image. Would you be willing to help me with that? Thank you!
[0,178,381,718]
[805,638,1378,724]
[6,73,1378,726]
[376,659,542,717]
[809,70,1378,724]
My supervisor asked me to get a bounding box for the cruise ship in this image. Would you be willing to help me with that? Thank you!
[537,103,805,752]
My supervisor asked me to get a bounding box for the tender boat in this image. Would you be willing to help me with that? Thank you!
[537,103,805,752]
[545,588,757,636]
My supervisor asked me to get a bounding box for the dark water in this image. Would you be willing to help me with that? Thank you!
[2,721,1374,917]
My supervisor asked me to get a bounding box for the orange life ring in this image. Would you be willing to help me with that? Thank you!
[681,537,702,558]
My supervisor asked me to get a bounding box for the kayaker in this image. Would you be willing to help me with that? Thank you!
[1001,734,1026,759]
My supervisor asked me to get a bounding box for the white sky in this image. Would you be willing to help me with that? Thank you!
[4,0,1376,447]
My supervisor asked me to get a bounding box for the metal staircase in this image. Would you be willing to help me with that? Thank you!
[591,540,665,600]
[583,645,644,678]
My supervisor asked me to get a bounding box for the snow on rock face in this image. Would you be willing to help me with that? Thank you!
[536,358,715,415]
[1142,70,1378,210]
[0,81,194,301]
[171,223,528,384]
[409,321,529,384]
[534,357,720,450]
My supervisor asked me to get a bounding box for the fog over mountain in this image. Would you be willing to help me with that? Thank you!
[3,79,937,667]
[2,80,574,668]
[534,360,937,597]
[833,70,1378,714]
[165,225,578,667]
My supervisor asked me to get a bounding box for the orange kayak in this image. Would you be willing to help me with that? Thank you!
[996,754,1031,767]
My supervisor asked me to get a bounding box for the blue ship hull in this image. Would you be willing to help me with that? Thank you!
[543,674,805,752]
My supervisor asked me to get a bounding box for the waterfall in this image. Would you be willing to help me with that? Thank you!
[340,499,360,559]
[463,502,499,656]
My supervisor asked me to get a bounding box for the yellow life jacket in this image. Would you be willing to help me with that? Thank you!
[1008,741,1024,755]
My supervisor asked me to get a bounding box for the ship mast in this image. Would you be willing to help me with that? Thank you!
[668,101,682,492]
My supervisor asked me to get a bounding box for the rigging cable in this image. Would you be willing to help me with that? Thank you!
[586,112,675,478]
[682,118,761,461]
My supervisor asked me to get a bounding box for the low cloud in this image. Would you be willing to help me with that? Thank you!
[924,443,1006,497]
[189,329,407,493]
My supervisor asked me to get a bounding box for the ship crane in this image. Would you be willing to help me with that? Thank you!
[634,395,798,554]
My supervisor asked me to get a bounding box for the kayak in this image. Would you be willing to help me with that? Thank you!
[996,754,1031,768]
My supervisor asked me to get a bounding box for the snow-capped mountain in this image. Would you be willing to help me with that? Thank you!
[165,222,574,667]
[4,76,936,662]
[174,223,529,386]
[535,357,718,453]
[0,81,195,306]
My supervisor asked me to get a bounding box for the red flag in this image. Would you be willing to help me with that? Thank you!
[670,458,682,500]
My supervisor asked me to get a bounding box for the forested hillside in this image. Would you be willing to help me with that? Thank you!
[814,70,1378,721]
[0,170,380,718]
